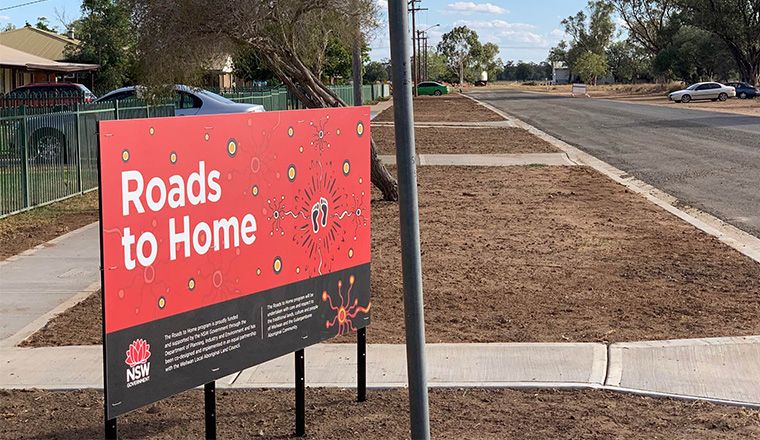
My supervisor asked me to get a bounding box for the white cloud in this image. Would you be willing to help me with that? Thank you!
[0,15,10,21]
[448,2,508,15]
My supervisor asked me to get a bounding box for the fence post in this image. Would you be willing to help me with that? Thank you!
[114,101,120,120]
[19,105,31,208]
[75,103,83,193]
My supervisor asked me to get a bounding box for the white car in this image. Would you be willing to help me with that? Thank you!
[668,82,736,103]
[97,85,265,115]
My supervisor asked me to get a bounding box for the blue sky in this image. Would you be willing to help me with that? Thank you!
[1,0,590,63]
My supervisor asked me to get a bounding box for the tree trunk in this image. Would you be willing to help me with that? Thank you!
[459,61,464,85]
[260,48,399,201]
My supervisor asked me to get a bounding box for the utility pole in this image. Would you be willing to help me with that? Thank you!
[388,0,431,438]
[351,2,363,107]
[416,30,423,84]
[408,0,426,96]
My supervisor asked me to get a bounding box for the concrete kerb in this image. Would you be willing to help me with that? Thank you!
[463,92,760,265]
[0,221,100,268]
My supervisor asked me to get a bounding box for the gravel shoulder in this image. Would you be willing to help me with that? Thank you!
[2,388,759,440]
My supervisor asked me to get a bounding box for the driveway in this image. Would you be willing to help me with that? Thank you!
[469,89,760,237]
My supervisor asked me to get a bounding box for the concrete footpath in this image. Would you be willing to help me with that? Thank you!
[0,223,100,344]
[2,337,760,407]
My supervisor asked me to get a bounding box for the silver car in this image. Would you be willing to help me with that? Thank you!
[668,82,736,103]
[96,85,265,115]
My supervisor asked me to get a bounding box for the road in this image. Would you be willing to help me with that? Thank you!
[470,89,760,237]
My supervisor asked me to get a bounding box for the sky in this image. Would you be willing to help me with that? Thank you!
[1,0,590,63]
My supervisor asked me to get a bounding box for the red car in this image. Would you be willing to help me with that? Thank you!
[2,82,97,108]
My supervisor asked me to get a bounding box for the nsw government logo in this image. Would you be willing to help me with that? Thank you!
[125,338,151,388]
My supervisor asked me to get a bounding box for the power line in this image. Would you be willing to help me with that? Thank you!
[0,0,47,12]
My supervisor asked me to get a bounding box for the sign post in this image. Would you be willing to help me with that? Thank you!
[98,107,372,437]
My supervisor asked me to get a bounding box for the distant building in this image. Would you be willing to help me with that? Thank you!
[552,61,570,85]
[0,26,78,61]
[0,27,98,94]
[0,44,98,94]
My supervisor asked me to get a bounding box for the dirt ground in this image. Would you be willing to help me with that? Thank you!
[19,292,102,347]
[0,191,100,260]
[371,126,557,155]
[372,94,505,123]
[3,388,760,440]
[24,165,760,346]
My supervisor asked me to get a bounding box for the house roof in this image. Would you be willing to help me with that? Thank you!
[0,26,79,61]
[0,44,98,73]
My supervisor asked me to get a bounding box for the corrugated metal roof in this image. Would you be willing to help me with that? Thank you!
[0,27,79,61]
[0,44,98,72]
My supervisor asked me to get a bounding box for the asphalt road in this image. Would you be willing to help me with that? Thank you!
[470,89,760,237]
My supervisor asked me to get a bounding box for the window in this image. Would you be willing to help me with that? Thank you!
[176,92,202,109]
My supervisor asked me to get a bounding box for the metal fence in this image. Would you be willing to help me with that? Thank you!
[216,84,390,110]
[0,100,174,217]
[0,83,389,217]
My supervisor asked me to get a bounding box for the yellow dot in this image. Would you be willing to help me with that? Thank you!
[149,127,155,135]
[227,139,237,157]
[349,275,355,284]
[170,152,177,164]
[356,122,364,136]
[348,248,354,258]
[296,267,301,274]
[121,150,130,162]
[256,268,261,276]
[287,165,296,182]
[273,257,282,273]
[204,133,210,141]
[299,146,304,153]
[188,278,196,290]
[336,129,341,135]
[158,297,166,309]
[251,185,259,196]
[342,160,350,176]
[288,127,294,137]
[359,178,363,184]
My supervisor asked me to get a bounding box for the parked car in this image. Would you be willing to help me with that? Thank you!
[96,85,265,115]
[1,82,97,107]
[416,81,449,96]
[668,82,736,103]
[725,82,759,99]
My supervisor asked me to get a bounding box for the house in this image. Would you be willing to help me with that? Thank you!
[0,26,78,61]
[551,61,571,85]
[0,44,98,94]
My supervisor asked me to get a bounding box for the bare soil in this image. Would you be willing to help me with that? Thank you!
[372,94,505,123]
[24,166,760,346]
[3,388,760,439]
[609,95,760,117]
[371,126,557,155]
[0,191,99,260]
[19,292,102,347]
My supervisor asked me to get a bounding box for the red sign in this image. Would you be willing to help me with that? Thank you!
[99,107,371,417]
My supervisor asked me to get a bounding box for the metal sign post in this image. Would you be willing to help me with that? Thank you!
[388,0,431,439]
[205,382,216,439]
[295,349,306,437]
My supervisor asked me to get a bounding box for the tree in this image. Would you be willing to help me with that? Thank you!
[611,0,677,55]
[606,40,650,82]
[677,0,760,84]
[471,42,502,82]
[129,0,398,201]
[35,17,57,32]
[561,0,616,79]
[437,25,480,84]
[574,52,609,85]
[653,26,737,82]
[65,0,137,92]
[363,60,389,83]
[232,48,276,84]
